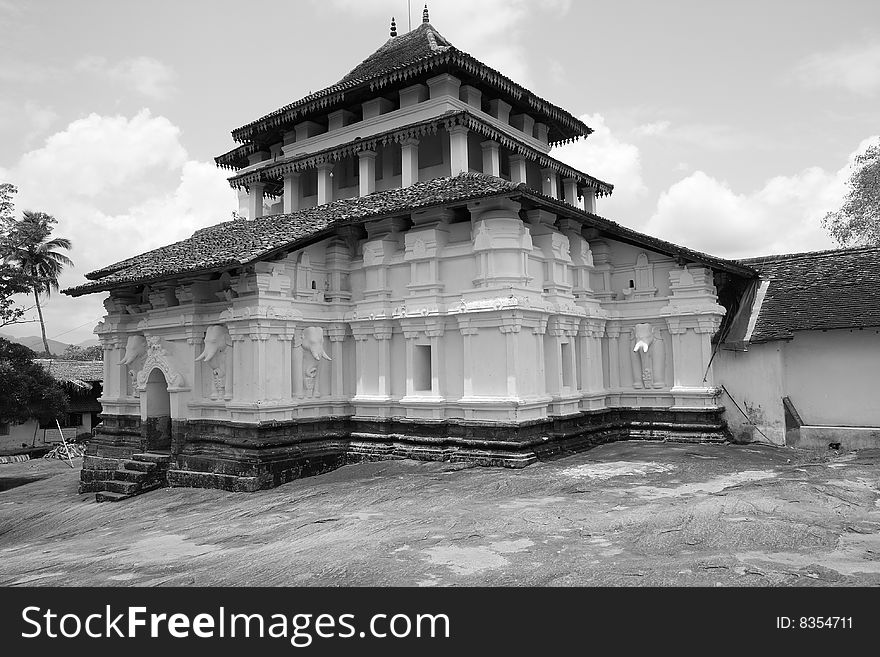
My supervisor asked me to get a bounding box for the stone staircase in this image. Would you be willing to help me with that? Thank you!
[95,452,172,502]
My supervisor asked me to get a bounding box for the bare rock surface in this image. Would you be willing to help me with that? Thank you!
[1,442,879,586]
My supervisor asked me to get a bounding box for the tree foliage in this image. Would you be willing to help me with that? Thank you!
[0,337,69,425]
[2,210,73,353]
[62,344,104,360]
[823,143,880,247]
[0,183,32,328]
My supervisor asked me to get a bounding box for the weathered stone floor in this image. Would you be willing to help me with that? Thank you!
[1,442,879,586]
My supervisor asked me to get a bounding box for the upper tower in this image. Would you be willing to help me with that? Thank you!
[215,12,613,220]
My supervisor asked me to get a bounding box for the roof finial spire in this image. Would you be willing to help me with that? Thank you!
[390,16,397,37]
[423,4,429,23]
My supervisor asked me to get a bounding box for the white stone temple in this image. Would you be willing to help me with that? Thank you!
[66,9,756,498]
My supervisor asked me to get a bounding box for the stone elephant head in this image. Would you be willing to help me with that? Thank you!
[195,324,231,364]
[302,326,331,361]
[632,323,655,353]
[118,334,147,365]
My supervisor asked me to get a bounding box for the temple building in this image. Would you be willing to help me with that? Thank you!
[66,10,756,499]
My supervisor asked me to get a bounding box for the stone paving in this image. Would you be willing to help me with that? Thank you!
[1,442,879,586]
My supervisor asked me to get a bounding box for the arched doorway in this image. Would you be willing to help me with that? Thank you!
[144,368,172,452]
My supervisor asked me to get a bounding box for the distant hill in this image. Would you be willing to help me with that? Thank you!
[0,333,73,355]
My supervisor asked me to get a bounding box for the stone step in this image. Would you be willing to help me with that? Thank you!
[122,459,157,473]
[104,480,140,495]
[131,452,173,465]
[95,490,131,503]
[114,468,150,483]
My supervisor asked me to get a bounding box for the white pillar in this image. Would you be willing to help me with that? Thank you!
[489,99,512,124]
[401,138,419,188]
[509,155,528,184]
[535,122,550,145]
[283,172,301,214]
[317,164,333,205]
[541,168,558,199]
[459,323,477,398]
[449,125,469,175]
[292,328,303,398]
[460,84,482,110]
[583,187,597,214]
[358,150,377,196]
[563,177,580,208]
[248,182,265,219]
[327,325,346,399]
[237,188,249,216]
[481,140,500,177]
[375,325,392,399]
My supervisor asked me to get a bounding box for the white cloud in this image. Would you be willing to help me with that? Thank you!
[3,112,236,344]
[643,138,880,259]
[15,109,187,202]
[795,41,880,96]
[76,55,176,100]
[550,113,647,215]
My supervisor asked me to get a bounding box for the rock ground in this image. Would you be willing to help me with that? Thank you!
[1,441,879,587]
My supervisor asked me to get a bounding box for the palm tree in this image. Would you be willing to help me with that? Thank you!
[5,211,73,355]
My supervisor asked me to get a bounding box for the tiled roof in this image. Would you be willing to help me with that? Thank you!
[34,359,104,387]
[338,22,452,84]
[65,173,753,298]
[67,174,520,294]
[229,23,589,147]
[741,246,880,342]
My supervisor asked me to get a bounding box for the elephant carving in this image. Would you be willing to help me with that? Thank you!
[630,323,666,389]
[119,334,147,397]
[119,334,147,366]
[195,325,231,365]
[195,325,231,399]
[300,326,330,398]
[302,326,331,362]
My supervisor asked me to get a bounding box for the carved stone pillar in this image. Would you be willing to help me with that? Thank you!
[283,172,301,213]
[374,322,393,399]
[605,321,622,390]
[457,319,478,399]
[317,163,334,205]
[509,154,528,184]
[401,138,419,188]
[449,125,469,175]
[327,323,346,399]
[499,315,521,398]
[481,140,500,176]
[292,328,304,399]
[248,182,264,220]
[358,149,377,197]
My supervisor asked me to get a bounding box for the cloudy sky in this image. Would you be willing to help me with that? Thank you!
[1,0,878,344]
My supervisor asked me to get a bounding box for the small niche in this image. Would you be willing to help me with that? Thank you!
[561,342,573,389]
[414,344,432,392]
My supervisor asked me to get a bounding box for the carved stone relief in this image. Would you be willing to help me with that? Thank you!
[136,336,186,391]
[299,326,332,398]
[119,334,147,397]
[630,323,666,389]
[195,324,232,400]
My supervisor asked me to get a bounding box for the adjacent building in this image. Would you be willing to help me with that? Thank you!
[0,359,103,451]
[718,247,880,449]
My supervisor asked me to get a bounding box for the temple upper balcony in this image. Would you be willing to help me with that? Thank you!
[216,15,612,220]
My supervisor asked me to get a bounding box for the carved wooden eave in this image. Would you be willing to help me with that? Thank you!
[224,110,612,198]
[228,49,589,149]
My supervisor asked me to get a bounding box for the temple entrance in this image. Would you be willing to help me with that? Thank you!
[143,368,172,452]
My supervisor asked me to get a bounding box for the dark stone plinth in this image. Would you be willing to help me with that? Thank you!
[81,407,729,493]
